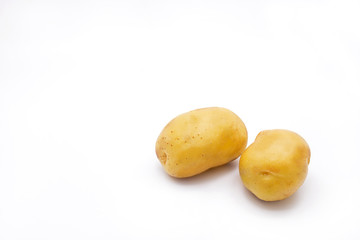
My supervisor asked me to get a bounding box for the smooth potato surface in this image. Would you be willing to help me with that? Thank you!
[156,107,248,178]
[239,129,310,201]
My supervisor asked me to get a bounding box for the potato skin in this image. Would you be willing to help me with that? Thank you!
[156,107,248,178]
[239,129,311,201]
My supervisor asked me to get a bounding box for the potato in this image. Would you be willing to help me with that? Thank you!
[156,107,248,178]
[239,129,310,201]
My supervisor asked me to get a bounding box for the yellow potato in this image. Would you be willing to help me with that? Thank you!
[156,107,248,178]
[239,129,310,201]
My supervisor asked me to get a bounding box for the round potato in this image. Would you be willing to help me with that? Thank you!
[156,107,248,178]
[239,129,310,201]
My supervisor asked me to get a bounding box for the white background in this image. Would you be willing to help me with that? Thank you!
[1,0,360,239]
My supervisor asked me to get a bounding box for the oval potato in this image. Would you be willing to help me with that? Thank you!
[156,107,248,178]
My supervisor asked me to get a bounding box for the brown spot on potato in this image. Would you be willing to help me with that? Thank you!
[260,170,271,176]
[159,152,168,165]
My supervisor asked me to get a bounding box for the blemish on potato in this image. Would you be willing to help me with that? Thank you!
[159,152,168,165]
[260,170,271,176]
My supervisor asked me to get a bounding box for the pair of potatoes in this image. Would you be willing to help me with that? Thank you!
[155,107,311,201]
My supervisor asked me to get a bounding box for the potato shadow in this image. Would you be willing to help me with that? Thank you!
[161,159,239,186]
[240,184,301,211]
